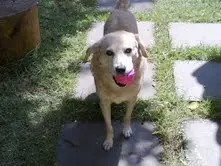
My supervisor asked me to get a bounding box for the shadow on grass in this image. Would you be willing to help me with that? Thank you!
[60,95,153,122]
[54,93,162,165]
[0,0,106,72]
[0,93,153,165]
[0,0,157,165]
[0,0,110,165]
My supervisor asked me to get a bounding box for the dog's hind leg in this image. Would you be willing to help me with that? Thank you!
[99,99,113,151]
[123,97,136,138]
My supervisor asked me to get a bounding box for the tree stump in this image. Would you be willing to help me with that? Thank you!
[0,0,40,65]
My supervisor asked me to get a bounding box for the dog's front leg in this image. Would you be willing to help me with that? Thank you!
[123,97,137,138]
[99,99,113,151]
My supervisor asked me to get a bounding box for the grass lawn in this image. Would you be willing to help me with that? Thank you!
[1,0,221,165]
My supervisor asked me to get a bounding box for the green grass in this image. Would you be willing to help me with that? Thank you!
[1,0,221,165]
[138,0,221,165]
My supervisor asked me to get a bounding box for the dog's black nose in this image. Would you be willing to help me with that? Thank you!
[115,66,126,74]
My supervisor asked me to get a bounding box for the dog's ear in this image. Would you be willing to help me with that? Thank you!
[135,34,148,58]
[83,41,100,62]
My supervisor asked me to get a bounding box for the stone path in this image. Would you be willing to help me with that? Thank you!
[171,23,221,166]
[169,23,221,48]
[56,121,163,166]
[96,0,154,12]
[173,60,221,101]
[182,119,221,166]
[57,4,221,165]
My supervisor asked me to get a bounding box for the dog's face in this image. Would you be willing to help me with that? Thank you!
[99,31,140,75]
[85,30,148,77]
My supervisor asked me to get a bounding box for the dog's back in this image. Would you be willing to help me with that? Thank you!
[103,0,138,35]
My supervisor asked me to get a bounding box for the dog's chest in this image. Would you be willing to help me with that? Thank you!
[110,93,129,104]
[104,84,140,104]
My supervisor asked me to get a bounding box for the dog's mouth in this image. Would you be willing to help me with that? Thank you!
[113,76,126,87]
[112,69,135,87]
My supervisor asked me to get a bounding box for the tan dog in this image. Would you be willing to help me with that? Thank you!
[84,0,148,151]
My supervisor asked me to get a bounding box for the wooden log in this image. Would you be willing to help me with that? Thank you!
[0,4,40,65]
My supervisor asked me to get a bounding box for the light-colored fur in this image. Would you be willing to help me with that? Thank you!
[84,0,148,151]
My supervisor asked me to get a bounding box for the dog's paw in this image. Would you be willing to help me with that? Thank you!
[122,127,132,138]
[103,139,113,151]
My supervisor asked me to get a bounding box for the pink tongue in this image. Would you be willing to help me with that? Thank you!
[114,69,135,85]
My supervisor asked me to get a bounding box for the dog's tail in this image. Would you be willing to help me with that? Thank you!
[115,0,129,10]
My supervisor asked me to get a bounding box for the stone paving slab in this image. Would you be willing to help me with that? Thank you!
[173,60,221,101]
[87,21,155,48]
[96,0,154,12]
[169,23,221,48]
[56,121,163,166]
[75,60,155,101]
[182,119,221,166]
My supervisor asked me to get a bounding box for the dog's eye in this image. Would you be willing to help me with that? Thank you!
[125,48,132,54]
[106,50,114,56]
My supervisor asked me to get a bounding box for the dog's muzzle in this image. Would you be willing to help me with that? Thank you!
[112,69,135,87]
[113,76,126,87]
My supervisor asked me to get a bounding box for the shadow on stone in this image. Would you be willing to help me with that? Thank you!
[192,60,221,100]
[55,91,162,166]
[191,60,221,166]
[174,60,221,101]
[56,121,162,166]
[85,92,99,101]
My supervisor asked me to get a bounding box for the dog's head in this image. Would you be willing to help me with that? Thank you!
[85,31,148,87]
